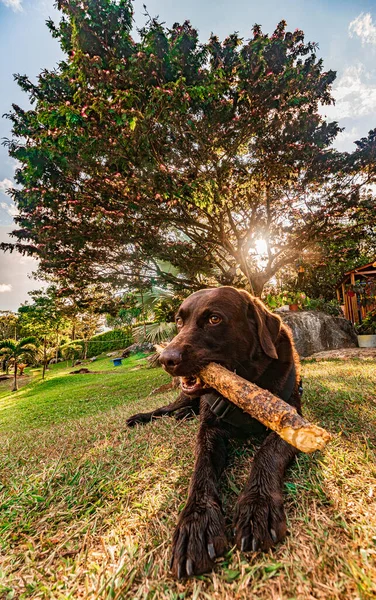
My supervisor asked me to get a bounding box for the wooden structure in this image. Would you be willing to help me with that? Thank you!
[336,261,376,323]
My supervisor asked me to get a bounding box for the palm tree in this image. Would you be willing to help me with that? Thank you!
[0,337,37,391]
[133,321,177,344]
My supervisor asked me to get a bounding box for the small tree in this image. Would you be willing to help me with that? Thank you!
[60,342,82,366]
[0,338,37,391]
[0,312,20,342]
[75,313,101,359]
[18,289,72,378]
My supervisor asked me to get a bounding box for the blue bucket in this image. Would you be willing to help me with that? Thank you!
[112,358,123,367]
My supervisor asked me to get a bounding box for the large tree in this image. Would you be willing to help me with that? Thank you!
[3,0,375,295]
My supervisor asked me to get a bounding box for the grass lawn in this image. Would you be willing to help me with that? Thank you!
[0,354,375,599]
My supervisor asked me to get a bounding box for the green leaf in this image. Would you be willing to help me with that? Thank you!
[223,569,240,581]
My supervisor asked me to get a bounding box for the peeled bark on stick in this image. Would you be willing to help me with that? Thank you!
[200,363,331,453]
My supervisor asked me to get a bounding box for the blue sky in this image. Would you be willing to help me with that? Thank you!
[1,0,376,310]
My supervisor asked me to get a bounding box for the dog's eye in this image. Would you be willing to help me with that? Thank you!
[209,314,222,325]
[176,317,183,328]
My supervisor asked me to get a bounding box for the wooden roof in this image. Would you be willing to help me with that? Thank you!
[336,260,376,289]
[343,260,376,275]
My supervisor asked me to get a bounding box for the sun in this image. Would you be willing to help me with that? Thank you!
[254,239,268,257]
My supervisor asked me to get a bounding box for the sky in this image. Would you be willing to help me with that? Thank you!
[1,0,376,311]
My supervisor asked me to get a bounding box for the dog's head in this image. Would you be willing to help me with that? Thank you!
[159,287,282,395]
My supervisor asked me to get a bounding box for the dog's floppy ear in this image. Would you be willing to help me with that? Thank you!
[238,290,281,360]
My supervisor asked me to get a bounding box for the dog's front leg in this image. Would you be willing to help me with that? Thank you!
[233,432,298,552]
[126,393,199,426]
[170,397,229,578]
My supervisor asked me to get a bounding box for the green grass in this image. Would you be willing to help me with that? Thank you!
[0,353,169,432]
[0,356,375,599]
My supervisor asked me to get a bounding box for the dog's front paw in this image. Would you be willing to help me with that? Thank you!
[174,406,198,421]
[126,412,152,427]
[170,498,227,578]
[233,491,287,552]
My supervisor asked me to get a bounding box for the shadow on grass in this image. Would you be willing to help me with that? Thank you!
[303,379,376,445]
[1,360,375,597]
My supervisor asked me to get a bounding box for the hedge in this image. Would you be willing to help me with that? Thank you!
[73,328,133,358]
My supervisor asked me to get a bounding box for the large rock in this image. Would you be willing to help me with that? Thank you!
[279,311,358,357]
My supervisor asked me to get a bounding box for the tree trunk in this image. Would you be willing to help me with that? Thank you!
[42,337,47,380]
[140,290,147,338]
[251,277,266,298]
[55,331,59,363]
[83,340,88,360]
[12,361,18,392]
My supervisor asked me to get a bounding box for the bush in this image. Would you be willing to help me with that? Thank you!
[264,291,309,310]
[355,308,376,335]
[72,329,133,358]
[306,298,343,317]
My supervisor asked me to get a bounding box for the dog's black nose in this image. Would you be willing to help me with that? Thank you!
[159,348,183,370]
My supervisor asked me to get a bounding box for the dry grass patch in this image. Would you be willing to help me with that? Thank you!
[0,359,375,599]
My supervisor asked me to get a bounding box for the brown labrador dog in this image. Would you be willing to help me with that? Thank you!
[127,287,302,578]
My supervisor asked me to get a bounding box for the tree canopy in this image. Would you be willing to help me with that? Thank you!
[3,0,376,295]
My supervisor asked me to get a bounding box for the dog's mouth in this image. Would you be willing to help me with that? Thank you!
[180,375,206,395]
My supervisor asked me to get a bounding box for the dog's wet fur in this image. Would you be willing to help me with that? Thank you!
[127,287,302,578]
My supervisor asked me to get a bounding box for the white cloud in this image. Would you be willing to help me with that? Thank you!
[0,202,18,217]
[0,178,13,194]
[349,13,376,45]
[0,180,17,220]
[333,127,360,151]
[322,63,376,120]
[0,284,12,293]
[1,0,22,12]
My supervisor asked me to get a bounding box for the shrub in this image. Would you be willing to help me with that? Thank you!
[72,329,133,358]
[306,298,343,317]
[265,291,309,310]
[355,308,376,335]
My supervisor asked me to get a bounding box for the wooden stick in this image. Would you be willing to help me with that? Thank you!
[200,363,331,453]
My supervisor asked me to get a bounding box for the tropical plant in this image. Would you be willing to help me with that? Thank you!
[305,297,343,316]
[153,296,185,323]
[355,309,376,335]
[60,342,83,366]
[282,291,309,308]
[0,337,38,391]
[264,292,288,311]
[133,321,177,345]
[265,290,308,309]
